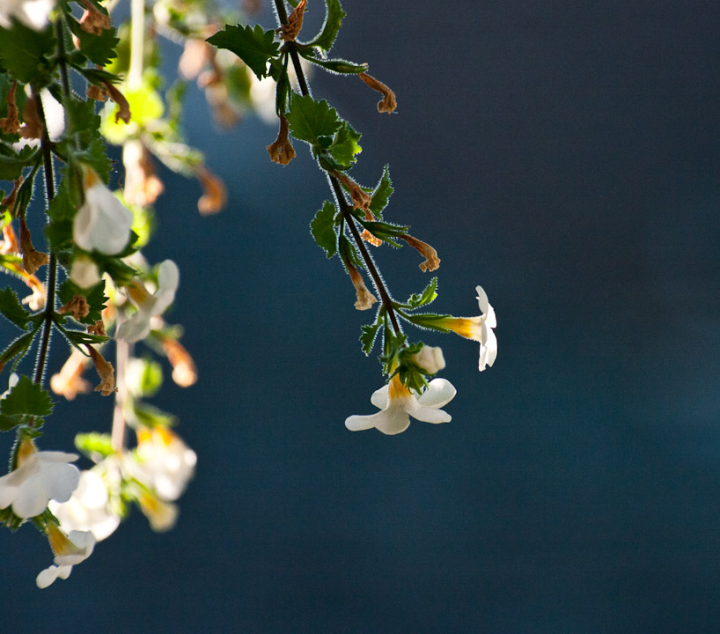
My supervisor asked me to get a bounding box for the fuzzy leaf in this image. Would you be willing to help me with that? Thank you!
[359,321,381,356]
[310,201,338,259]
[0,145,39,181]
[301,53,367,75]
[0,22,55,83]
[1,375,53,418]
[0,288,31,328]
[406,278,438,309]
[369,164,393,217]
[58,279,107,325]
[308,0,346,53]
[206,24,279,80]
[328,122,362,169]
[0,331,35,372]
[67,18,119,67]
[286,94,341,147]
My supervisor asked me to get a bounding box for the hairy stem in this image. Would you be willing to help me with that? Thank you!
[273,0,401,334]
[32,93,57,388]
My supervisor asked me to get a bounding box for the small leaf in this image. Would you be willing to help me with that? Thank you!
[1,375,53,418]
[285,94,341,148]
[308,0,346,53]
[75,432,114,460]
[0,22,56,83]
[206,24,280,80]
[406,278,438,309]
[327,121,361,169]
[310,201,338,259]
[360,322,381,356]
[58,279,108,325]
[0,288,31,328]
[66,18,119,67]
[133,402,177,428]
[0,331,36,371]
[300,52,367,75]
[403,312,452,333]
[61,329,110,351]
[369,164,393,217]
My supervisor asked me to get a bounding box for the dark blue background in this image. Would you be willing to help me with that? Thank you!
[3,1,720,631]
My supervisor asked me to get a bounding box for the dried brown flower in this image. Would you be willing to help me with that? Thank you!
[195,165,227,215]
[58,294,90,320]
[104,82,131,124]
[123,141,164,207]
[278,0,307,42]
[85,345,117,396]
[359,73,397,114]
[348,263,378,311]
[401,234,441,272]
[0,81,20,134]
[19,217,48,275]
[334,172,371,211]
[266,115,296,166]
[19,96,43,139]
[79,0,111,35]
[160,336,198,387]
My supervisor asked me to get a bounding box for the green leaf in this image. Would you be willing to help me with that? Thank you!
[0,331,36,372]
[0,288,32,328]
[0,22,55,83]
[58,279,107,325]
[369,164,393,217]
[403,312,452,333]
[327,121,361,169]
[1,375,53,418]
[310,200,338,259]
[61,329,110,351]
[339,235,362,269]
[405,277,438,309]
[75,432,114,460]
[360,321,381,356]
[45,218,73,250]
[206,24,279,80]
[308,0,346,53]
[285,94,341,148]
[0,145,39,181]
[300,53,367,75]
[66,18,119,67]
[133,402,177,428]
[358,219,409,247]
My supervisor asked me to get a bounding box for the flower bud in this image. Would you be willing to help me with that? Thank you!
[411,345,446,374]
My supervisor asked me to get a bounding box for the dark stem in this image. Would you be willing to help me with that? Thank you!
[273,0,401,334]
[32,93,58,387]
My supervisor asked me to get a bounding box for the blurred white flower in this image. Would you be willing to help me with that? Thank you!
[0,440,80,518]
[50,470,120,542]
[37,525,95,588]
[69,255,101,288]
[130,426,196,501]
[345,375,456,435]
[36,564,72,589]
[0,372,19,399]
[115,260,179,343]
[0,0,54,33]
[138,491,178,532]
[73,167,133,255]
[410,345,446,375]
[439,285,497,371]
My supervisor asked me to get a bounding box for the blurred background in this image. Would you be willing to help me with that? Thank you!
[3,0,720,631]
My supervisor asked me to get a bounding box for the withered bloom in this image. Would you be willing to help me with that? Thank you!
[103,82,131,124]
[0,81,20,134]
[19,95,43,139]
[334,172,371,211]
[79,0,111,35]
[1,177,22,215]
[359,73,397,114]
[401,234,440,272]
[348,263,378,311]
[179,39,211,80]
[57,294,90,321]
[160,336,198,387]
[85,345,116,396]
[19,217,49,275]
[278,0,306,42]
[87,320,107,337]
[1,222,19,255]
[123,141,164,207]
[195,165,227,215]
[50,350,92,401]
[266,115,296,166]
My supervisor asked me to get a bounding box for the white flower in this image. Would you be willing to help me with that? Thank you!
[410,345,446,374]
[37,525,95,588]
[138,492,178,532]
[69,256,101,288]
[0,0,55,32]
[129,426,196,501]
[438,285,497,372]
[36,564,72,589]
[345,375,456,435]
[50,470,120,542]
[73,167,133,256]
[115,260,179,343]
[0,440,80,518]
[0,373,19,399]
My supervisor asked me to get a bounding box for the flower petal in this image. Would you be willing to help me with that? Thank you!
[115,312,152,343]
[370,384,389,410]
[410,406,452,425]
[41,461,80,504]
[479,326,497,371]
[36,565,61,589]
[12,473,49,518]
[345,413,380,432]
[416,378,457,409]
[373,406,411,436]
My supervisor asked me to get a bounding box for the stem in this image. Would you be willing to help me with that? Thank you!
[111,328,128,452]
[273,0,401,334]
[128,0,145,88]
[32,93,57,388]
